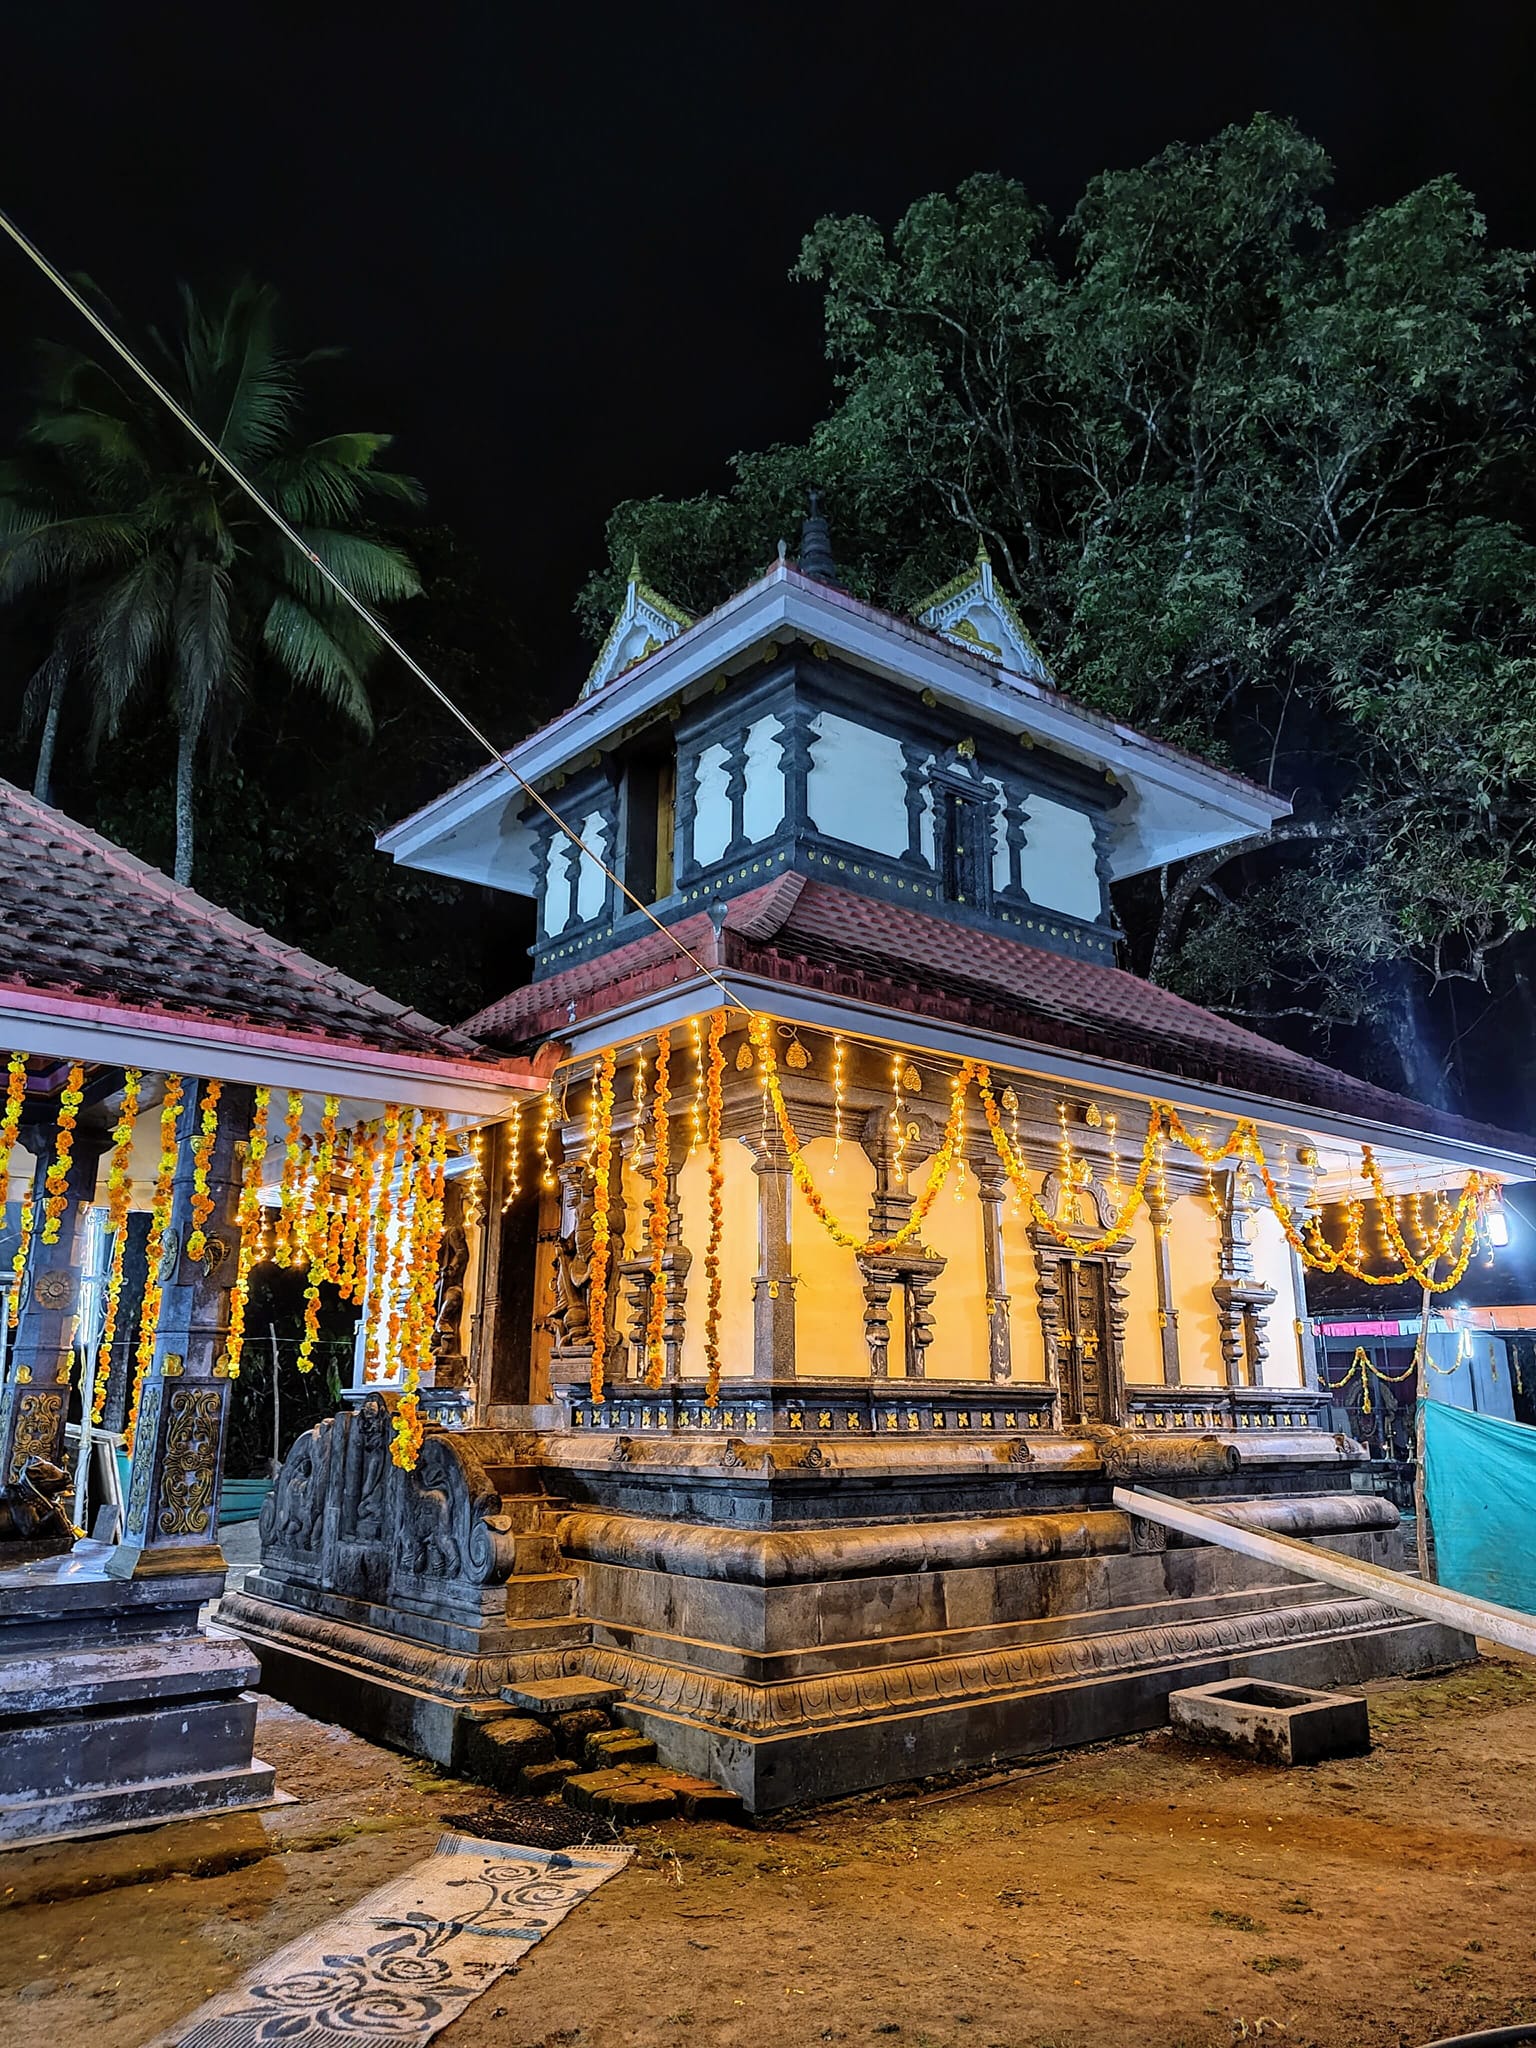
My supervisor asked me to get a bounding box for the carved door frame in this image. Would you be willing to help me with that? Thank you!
[1030,1170,1131,1428]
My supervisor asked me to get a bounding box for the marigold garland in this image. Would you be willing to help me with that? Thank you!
[365,1104,404,1379]
[979,1070,1164,1254]
[91,1068,143,1423]
[126,1074,184,1452]
[750,1016,975,1256]
[391,1108,449,1471]
[585,1048,618,1406]
[40,1061,86,1246]
[274,1091,305,1263]
[0,1049,27,1159]
[8,1184,35,1330]
[184,1078,223,1262]
[220,1085,271,1381]
[643,1028,672,1387]
[702,1011,727,1408]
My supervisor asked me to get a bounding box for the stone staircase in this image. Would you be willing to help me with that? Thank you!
[460,1673,742,1823]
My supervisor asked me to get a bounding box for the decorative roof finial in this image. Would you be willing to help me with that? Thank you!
[627,551,642,584]
[798,488,842,587]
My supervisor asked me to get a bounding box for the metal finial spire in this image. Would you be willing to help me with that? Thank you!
[798,488,841,587]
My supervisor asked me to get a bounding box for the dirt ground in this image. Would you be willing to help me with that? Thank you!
[5,1654,1536,2048]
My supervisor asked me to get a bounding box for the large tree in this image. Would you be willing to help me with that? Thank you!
[581,117,1536,1113]
[0,281,421,883]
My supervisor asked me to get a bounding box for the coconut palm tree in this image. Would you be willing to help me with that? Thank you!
[0,281,421,882]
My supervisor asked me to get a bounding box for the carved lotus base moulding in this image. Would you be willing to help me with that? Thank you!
[224,1392,1472,1813]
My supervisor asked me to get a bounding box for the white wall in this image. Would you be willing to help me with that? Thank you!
[691,744,733,868]
[1250,1206,1304,1387]
[574,810,609,922]
[540,837,570,935]
[807,713,910,858]
[741,716,786,844]
[1019,795,1103,922]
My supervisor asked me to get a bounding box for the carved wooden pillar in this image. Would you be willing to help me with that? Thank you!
[1211,1166,1275,1389]
[109,1081,252,1582]
[0,1120,111,1523]
[1146,1186,1181,1386]
[749,1139,796,1380]
[976,1156,1013,1383]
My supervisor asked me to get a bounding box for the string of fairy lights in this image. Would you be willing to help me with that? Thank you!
[516,1010,1505,1409]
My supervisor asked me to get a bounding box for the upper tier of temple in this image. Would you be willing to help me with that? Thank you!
[379,527,1286,983]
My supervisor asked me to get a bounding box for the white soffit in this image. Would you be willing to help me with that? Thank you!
[378,567,1287,891]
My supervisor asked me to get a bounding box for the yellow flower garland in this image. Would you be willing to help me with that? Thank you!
[586,1049,618,1406]
[8,1184,34,1331]
[126,1075,184,1452]
[184,1078,223,1262]
[91,1068,143,1423]
[702,1012,727,1408]
[221,1085,271,1381]
[643,1028,672,1388]
[391,1109,449,1471]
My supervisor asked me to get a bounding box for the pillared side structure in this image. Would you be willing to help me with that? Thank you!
[229,516,1536,1812]
[0,780,533,1843]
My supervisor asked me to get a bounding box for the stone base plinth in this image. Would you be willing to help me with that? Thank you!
[0,1542,275,1847]
[226,1390,1475,1814]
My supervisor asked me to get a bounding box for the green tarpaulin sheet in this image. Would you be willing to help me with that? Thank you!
[1422,1398,1536,1615]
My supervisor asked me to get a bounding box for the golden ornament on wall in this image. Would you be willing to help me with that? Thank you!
[1001,1087,1019,1114]
[1084,1101,1103,1128]
[900,1062,923,1095]
[735,1042,755,1072]
[784,1033,811,1071]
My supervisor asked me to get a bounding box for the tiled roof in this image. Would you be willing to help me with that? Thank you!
[465,875,1536,1156]
[0,778,496,1062]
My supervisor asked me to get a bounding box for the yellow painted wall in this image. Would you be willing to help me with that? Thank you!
[1118,1218,1166,1385]
[1250,1206,1304,1387]
[791,1136,877,1379]
[919,1166,993,1381]
[675,1135,758,1382]
[996,1202,1047,1383]
[1168,1192,1225,1386]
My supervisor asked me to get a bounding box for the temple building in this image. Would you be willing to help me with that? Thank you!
[221,507,1535,1813]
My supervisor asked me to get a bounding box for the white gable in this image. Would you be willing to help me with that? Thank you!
[915,546,1053,686]
[580,562,693,699]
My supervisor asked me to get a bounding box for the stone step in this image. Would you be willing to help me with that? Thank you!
[584,1728,657,1768]
[509,1533,562,1573]
[500,1675,627,1716]
[493,1497,549,1533]
[519,1756,583,1797]
[458,1714,555,1792]
[0,1694,260,1801]
[0,1759,277,1849]
[562,1767,677,1822]
[0,1633,259,1715]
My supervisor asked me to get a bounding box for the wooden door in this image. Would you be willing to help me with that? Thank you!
[1061,1257,1120,1425]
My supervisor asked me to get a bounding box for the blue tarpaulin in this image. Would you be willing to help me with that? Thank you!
[1422,1398,1536,1615]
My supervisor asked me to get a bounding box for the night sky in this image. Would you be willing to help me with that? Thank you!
[4,2,1534,684]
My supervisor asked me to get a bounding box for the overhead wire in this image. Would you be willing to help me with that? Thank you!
[0,204,749,1025]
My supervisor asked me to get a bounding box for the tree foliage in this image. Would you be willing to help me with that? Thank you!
[0,281,422,883]
[582,117,1536,1110]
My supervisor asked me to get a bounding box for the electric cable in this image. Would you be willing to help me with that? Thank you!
[0,205,749,1023]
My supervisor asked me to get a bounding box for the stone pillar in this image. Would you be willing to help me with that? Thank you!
[109,1081,252,1582]
[976,1157,1013,1383]
[0,1118,112,1523]
[1147,1187,1181,1386]
[749,1142,796,1380]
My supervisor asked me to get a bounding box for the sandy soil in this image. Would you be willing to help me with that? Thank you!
[4,1655,1536,2048]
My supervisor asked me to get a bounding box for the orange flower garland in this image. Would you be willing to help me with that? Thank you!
[585,1049,618,1406]
[643,1028,672,1387]
[126,1074,184,1452]
[40,1061,86,1245]
[91,1068,142,1423]
[184,1077,224,1262]
[701,1011,727,1408]
[220,1085,271,1381]
[365,1105,403,1378]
